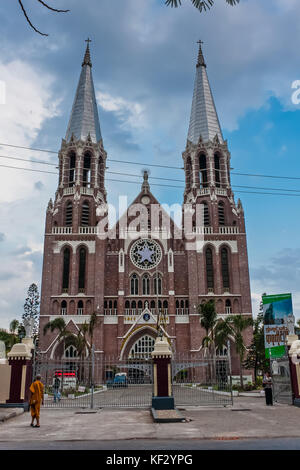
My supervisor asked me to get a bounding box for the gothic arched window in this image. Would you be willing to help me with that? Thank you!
[69,153,76,187]
[205,247,214,290]
[83,153,91,187]
[65,201,73,227]
[225,299,231,314]
[221,247,230,290]
[61,300,67,315]
[142,274,150,295]
[218,202,225,226]
[214,153,221,188]
[62,247,71,291]
[77,300,84,315]
[199,153,208,188]
[65,345,77,358]
[78,247,87,291]
[129,335,155,359]
[98,156,104,190]
[81,200,90,226]
[154,274,162,295]
[130,274,139,295]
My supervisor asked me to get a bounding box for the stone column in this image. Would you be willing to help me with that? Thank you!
[151,336,174,410]
[5,341,33,410]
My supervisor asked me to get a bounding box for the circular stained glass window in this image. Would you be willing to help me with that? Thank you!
[130,239,162,270]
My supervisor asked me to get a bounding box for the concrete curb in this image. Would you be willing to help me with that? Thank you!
[0,408,24,423]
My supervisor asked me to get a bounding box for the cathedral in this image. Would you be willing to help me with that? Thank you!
[38,41,253,376]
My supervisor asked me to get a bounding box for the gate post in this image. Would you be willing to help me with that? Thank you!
[287,335,300,407]
[151,335,174,410]
[5,340,33,410]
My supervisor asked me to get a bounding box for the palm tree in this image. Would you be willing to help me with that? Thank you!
[43,317,72,350]
[9,319,19,348]
[215,314,253,389]
[165,0,239,12]
[198,300,218,356]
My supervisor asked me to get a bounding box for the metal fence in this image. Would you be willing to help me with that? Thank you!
[33,353,232,408]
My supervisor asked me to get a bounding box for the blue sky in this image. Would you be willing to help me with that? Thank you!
[1,0,300,329]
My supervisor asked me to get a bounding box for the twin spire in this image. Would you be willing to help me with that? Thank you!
[65,39,102,144]
[65,39,223,148]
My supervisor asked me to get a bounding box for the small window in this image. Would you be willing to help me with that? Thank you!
[65,202,73,226]
[218,202,225,226]
[69,153,76,187]
[83,153,91,187]
[81,201,90,226]
[206,247,214,289]
[199,154,208,188]
[142,274,150,295]
[214,153,221,188]
[62,248,71,291]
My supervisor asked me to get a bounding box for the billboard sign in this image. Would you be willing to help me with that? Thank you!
[263,293,294,359]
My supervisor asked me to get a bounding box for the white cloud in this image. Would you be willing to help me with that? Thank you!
[97,89,147,130]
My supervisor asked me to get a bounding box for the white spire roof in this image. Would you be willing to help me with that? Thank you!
[187,42,223,145]
[65,42,102,143]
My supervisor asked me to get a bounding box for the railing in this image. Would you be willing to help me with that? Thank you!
[61,309,67,316]
[176,308,189,315]
[192,227,213,234]
[219,226,239,234]
[225,307,232,314]
[52,227,73,234]
[79,226,99,234]
[63,187,75,196]
[77,309,84,315]
[215,188,227,196]
[81,187,93,196]
[104,309,117,315]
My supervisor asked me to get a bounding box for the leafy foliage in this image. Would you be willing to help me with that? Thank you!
[165,0,240,12]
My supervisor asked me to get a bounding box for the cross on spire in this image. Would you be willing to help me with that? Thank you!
[82,38,92,67]
[196,39,206,68]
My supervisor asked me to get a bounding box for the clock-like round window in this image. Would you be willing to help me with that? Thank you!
[130,239,162,270]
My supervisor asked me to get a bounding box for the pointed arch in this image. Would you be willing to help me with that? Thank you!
[62,247,71,292]
[214,152,221,188]
[130,273,139,295]
[68,152,76,187]
[218,201,225,226]
[205,246,214,291]
[185,157,192,192]
[78,246,87,292]
[83,152,91,187]
[221,246,230,291]
[199,153,208,188]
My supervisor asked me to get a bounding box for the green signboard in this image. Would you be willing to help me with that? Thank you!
[265,345,286,359]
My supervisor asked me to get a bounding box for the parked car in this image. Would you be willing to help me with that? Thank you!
[107,372,128,388]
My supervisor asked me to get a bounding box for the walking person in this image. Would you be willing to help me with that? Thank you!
[53,376,61,403]
[29,374,44,427]
[263,371,273,406]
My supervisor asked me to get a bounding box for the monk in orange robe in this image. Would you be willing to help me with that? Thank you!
[29,374,44,427]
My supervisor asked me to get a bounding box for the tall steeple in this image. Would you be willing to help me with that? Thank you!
[65,39,102,143]
[187,41,223,145]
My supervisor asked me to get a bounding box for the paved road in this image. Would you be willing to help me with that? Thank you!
[1,438,300,450]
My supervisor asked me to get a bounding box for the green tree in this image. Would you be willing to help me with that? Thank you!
[215,314,253,389]
[43,317,72,355]
[165,0,239,12]
[243,295,269,382]
[198,300,218,356]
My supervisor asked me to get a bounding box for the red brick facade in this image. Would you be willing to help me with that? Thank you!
[38,45,253,380]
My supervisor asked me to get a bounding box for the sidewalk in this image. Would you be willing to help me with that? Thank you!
[0,396,299,444]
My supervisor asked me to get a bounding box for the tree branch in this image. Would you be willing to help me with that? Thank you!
[37,0,69,13]
[18,0,48,36]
